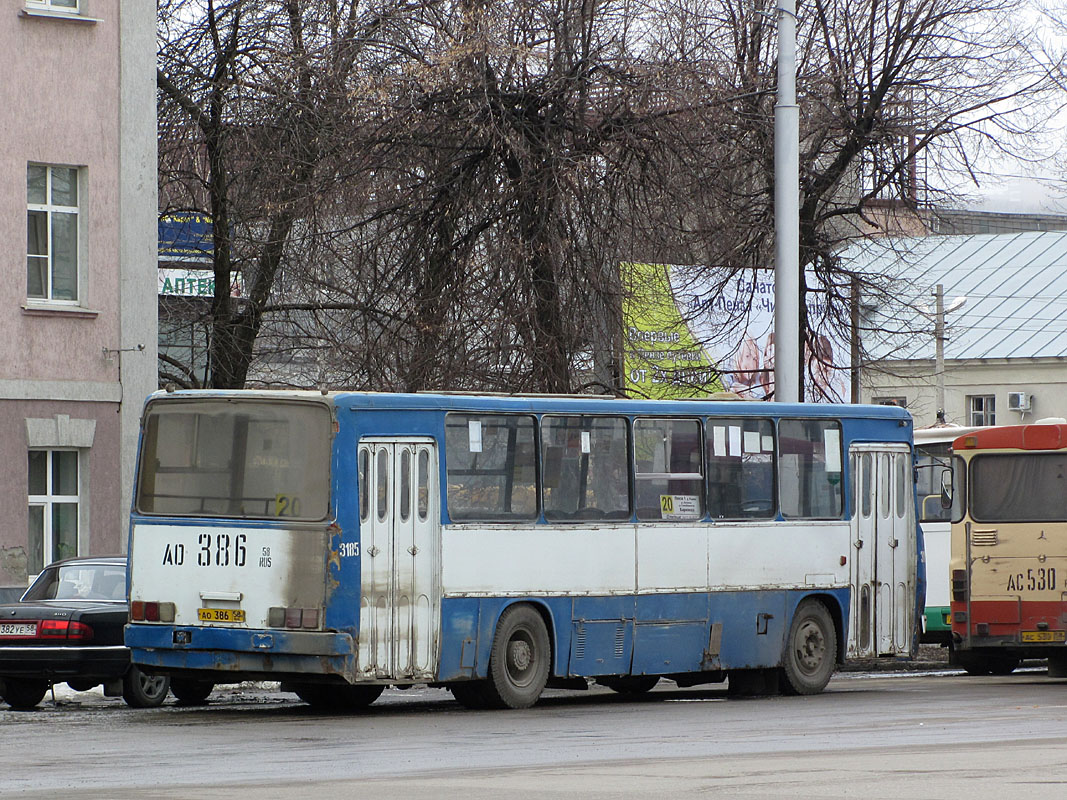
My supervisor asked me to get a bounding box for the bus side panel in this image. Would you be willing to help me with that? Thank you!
[632,593,710,674]
[569,596,637,677]
[436,597,481,681]
[709,591,788,669]
[437,596,573,682]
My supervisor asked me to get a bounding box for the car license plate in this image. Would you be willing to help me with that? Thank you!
[1021,630,1066,643]
[197,608,246,623]
[0,622,36,637]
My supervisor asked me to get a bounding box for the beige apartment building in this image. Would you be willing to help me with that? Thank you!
[0,1,156,599]
[851,230,1067,428]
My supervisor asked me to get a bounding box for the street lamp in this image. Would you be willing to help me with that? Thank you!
[931,284,966,423]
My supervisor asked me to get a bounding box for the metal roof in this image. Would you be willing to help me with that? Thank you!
[843,231,1067,361]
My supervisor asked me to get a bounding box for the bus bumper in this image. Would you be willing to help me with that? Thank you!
[921,605,952,644]
[124,623,357,683]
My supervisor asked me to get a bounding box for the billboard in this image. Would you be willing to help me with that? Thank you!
[621,262,722,399]
[158,212,213,263]
[622,263,850,402]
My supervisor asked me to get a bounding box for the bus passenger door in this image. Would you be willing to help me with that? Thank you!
[358,439,441,682]
[848,444,916,658]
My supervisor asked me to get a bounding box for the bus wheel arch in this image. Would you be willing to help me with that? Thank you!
[483,602,553,709]
[780,597,838,696]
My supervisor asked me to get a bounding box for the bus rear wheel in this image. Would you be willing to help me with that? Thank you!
[780,599,836,696]
[450,681,492,709]
[958,652,1019,676]
[598,676,659,695]
[484,604,551,709]
[294,683,384,711]
[170,678,215,705]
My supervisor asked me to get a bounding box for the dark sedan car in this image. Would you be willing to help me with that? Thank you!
[0,556,170,710]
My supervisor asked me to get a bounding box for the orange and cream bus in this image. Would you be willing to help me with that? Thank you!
[950,422,1067,676]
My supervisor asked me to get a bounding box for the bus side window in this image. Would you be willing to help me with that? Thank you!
[633,418,703,522]
[706,418,775,519]
[541,415,630,522]
[444,413,538,521]
[779,419,843,520]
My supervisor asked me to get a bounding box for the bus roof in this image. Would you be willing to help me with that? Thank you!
[954,423,1067,452]
[146,388,913,424]
[914,425,988,445]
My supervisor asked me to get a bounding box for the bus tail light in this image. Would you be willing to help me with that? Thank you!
[130,601,176,623]
[268,606,320,629]
[952,569,968,602]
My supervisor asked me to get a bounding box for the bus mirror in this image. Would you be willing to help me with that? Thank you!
[940,468,953,509]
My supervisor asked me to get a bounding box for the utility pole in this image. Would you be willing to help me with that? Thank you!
[773,0,800,404]
[934,283,946,423]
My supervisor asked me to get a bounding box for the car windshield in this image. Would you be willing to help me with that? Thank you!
[22,563,126,602]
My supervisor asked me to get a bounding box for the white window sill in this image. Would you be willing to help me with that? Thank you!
[20,8,100,24]
[22,302,99,319]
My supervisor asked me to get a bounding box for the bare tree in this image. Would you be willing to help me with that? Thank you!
[156,0,1061,397]
[157,0,407,388]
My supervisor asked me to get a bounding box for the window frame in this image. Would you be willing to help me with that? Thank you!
[540,414,631,523]
[27,448,81,576]
[444,412,540,522]
[632,416,705,522]
[26,163,83,305]
[777,418,844,520]
[705,416,777,520]
[24,0,81,13]
[967,395,996,426]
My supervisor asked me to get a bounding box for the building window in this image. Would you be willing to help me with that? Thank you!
[28,450,80,575]
[873,396,906,408]
[968,395,996,426]
[27,164,80,302]
[25,0,80,11]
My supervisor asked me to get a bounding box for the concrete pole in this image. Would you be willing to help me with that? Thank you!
[774,0,800,403]
[934,283,946,423]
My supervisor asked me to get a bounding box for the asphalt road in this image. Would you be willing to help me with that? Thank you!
[2,663,1065,799]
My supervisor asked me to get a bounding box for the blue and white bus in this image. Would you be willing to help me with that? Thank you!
[125,390,922,708]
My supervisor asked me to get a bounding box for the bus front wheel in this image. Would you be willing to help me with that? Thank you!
[780,599,837,696]
[484,604,551,709]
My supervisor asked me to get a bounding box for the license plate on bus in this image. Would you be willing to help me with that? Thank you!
[0,622,36,637]
[197,608,246,623]
[1021,630,1066,643]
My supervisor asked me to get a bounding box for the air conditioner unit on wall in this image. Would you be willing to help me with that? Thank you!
[1007,391,1033,412]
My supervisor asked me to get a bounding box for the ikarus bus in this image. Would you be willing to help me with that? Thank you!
[125,390,923,708]
[950,422,1067,676]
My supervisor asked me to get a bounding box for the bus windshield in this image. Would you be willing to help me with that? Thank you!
[136,399,332,520]
[971,453,1067,522]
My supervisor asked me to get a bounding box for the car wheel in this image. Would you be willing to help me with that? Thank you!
[169,678,215,705]
[122,666,171,708]
[2,678,48,710]
[65,679,99,693]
